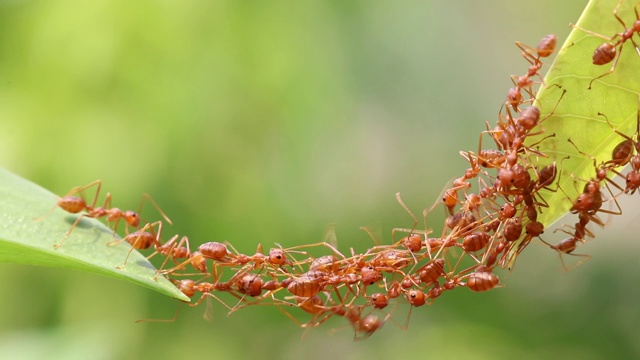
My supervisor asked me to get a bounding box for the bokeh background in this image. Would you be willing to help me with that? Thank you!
[3,0,639,359]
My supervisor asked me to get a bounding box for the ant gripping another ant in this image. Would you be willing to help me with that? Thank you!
[46,27,640,341]
[507,34,557,111]
[37,180,172,249]
[536,114,634,271]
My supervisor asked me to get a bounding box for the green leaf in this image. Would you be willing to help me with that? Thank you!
[531,0,640,227]
[0,167,189,302]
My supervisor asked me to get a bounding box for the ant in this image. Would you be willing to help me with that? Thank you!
[140,274,249,323]
[596,95,640,194]
[280,294,345,330]
[331,305,393,341]
[595,112,636,172]
[172,278,234,314]
[176,263,277,320]
[465,265,502,292]
[40,180,172,249]
[562,153,622,242]
[540,236,592,271]
[268,287,365,337]
[414,259,447,286]
[159,242,270,280]
[507,34,558,111]
[113,220,167,269]
[570,0,640,89]
[502,217,545,271]
[284,270,328,298]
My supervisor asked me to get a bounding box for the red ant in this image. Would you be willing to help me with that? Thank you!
[595,112,636,171]
[570,0,640,89]
[148,234,206,276]
[496,159,569,269]
[281,294,345,330]
[269,288,369,338]
[493,91,564,164]
[502,217,545,271]
[174,263,277,321]
[465,265,502,292]
[284,270,328,298]
[540,236,592,271]
[113,220,166,269]
[114,222,239,273]
[596,95,640,194]
[40,180,172,249]
[172,278,234,313]
[159,242,270,280]
[140,275,249,323]
[333,305,393,341]
[507,34,558,110]
[566,138,624,216]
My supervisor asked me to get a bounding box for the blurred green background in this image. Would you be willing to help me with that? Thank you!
[3,0,640,359]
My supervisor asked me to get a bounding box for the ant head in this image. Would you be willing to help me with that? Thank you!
[369,293,389,309]
[406,289,426,307]
[499,202,517,220]
[124,210,140,227]
[402,234,423,253]
[571,192,595,212]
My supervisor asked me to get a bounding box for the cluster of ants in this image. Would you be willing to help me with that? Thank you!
[44,1,640,340]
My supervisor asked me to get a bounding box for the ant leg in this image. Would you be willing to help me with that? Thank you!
[394,193,419,240]
[135,302,184,323]
[53,213,91,249]
[102,193,126,237]
[138,193,173,225]
[613,0,628,29]
[152,235,193,278]
[569,23,621,42]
